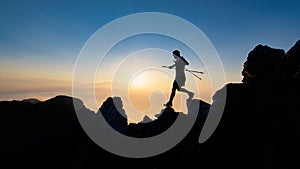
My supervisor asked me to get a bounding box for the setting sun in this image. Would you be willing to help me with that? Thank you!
[130,73,147,89]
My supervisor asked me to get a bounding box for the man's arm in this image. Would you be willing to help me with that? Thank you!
[168,64,175,69]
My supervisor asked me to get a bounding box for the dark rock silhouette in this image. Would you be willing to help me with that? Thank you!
[242,44,285,86]
[22,98,41,104]
[282,40,300,78]
[0,40,299,168]
[97,96,209,139]
[98,97,128,134]
[222,39,300,168]
[0,95,210,169]
[140,115,153,123]
[0,96,96,168]
[242,40,300,88]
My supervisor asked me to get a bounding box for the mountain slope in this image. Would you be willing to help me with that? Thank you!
[0,95,210,169]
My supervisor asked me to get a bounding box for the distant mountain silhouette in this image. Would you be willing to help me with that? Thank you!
[21,98,41,104]
[0,40,299,168]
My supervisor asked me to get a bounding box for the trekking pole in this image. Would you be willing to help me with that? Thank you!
[162,66,204,80]
[185,69,204,74]
[185,69,202,80]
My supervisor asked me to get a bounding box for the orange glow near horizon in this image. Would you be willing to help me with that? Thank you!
[0,54,239,123]
[0,69,231,124]
[94,67,214,123]
[0,61,218,124]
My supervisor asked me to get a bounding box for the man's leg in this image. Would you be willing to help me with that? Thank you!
[166,81,179,106]
[180,87,194,99]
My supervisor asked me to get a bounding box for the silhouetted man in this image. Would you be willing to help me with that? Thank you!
[165,50,194,107]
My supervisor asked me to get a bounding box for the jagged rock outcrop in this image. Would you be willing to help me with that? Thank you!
[282,40,300,78]
[217,39,300,168]
[97,96,210,139]
[242,44,285,86]
[242,40,300,88]
[98,97,128,134]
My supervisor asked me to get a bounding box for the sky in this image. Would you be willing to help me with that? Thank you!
[0,0,300,122]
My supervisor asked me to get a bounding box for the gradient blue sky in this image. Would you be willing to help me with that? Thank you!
[1,0,300,112]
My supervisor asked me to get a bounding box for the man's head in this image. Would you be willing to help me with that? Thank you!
[172,50,180,58]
